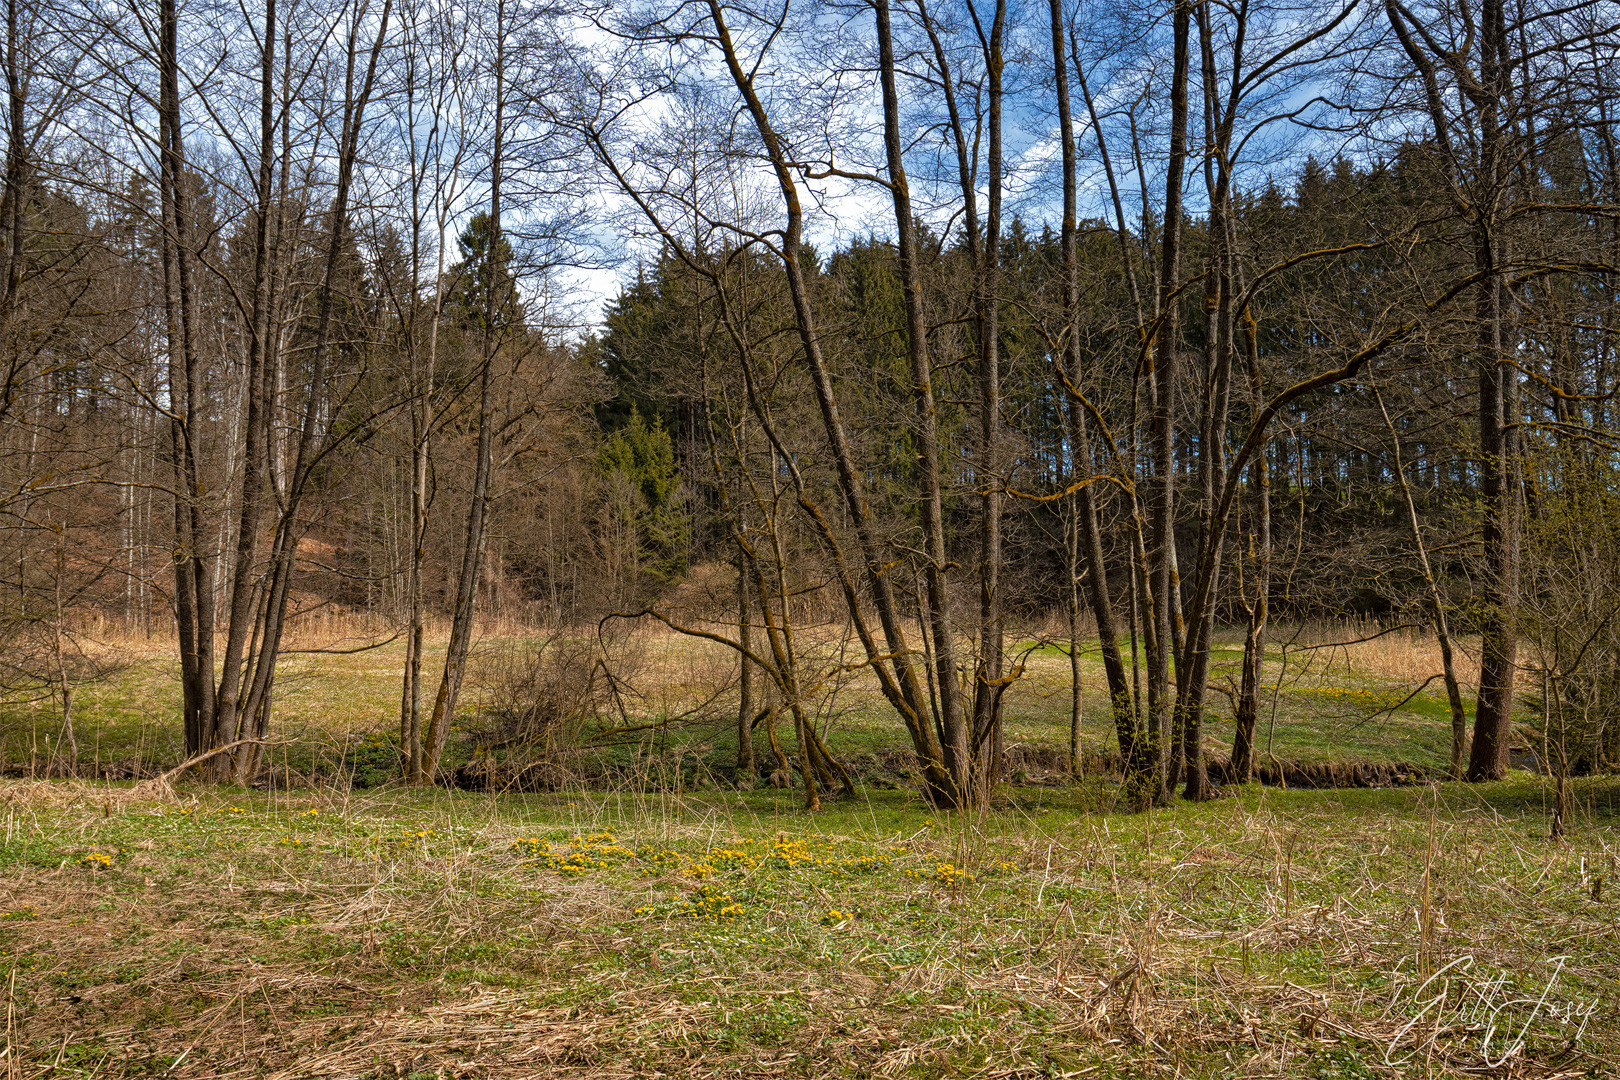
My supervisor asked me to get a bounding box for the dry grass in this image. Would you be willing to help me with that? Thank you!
[1281,622,1481,693]
[2,774,1616,1079]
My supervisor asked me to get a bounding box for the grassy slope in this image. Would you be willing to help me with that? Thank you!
[3,776,1616,1078]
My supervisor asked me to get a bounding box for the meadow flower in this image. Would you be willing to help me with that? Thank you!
[909,861,974,886]
[706,847,759,871]
[514,832,633,876]
[685,884,743,919]
[833,854,889,876]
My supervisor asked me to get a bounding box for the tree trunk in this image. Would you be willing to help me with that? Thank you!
[1376,388,1469,777]
[1466,0,1517,783]
[970,0,1008,790]
[1067,501,1084,778]
[207,0,281,780]
[402,117,450,782]
[157,0,217,763]
[1067,22,1151,790]
[1231,443,1270,782]
[1468,257,1518,781]
[737,553,755,781]
[420,2,503,784]
[1145,0,1193,806]
[0,0,26,352]
[874,0,972,806]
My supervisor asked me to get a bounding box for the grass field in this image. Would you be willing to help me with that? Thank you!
[2,774,1616,1078]
[0,620,1476,783]
[7,621,1609,1077]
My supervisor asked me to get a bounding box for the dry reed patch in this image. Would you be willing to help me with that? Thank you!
[0,776,194,812]
[622,630,736,719]
[1285,625,1481,694]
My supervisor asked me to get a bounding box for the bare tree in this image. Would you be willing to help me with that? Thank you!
[1383,0,1618,780]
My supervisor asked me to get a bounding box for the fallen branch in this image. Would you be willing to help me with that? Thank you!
[153,739,271,785]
